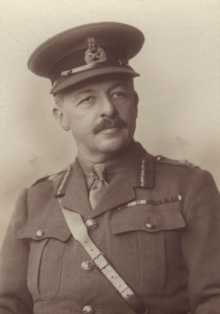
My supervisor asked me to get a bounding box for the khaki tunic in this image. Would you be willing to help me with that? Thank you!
[0,142,220,314]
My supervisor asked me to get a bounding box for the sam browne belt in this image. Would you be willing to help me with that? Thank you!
[59,201,147,314]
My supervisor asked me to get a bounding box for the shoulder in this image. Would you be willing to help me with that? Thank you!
[152,153,207,190]
[152,153,219,192]
[149,154,220,210]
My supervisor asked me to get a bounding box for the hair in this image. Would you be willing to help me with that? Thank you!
[53,74,135,107]
[54,92,65,107]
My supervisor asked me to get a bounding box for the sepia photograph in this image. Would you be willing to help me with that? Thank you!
[0,0,220,313]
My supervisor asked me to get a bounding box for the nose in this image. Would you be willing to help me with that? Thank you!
[99,94,116,118]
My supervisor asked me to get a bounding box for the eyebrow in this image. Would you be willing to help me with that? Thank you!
[108,82,129,93]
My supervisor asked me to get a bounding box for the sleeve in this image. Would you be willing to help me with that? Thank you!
[0,189,34,314]
[182,169,220,314]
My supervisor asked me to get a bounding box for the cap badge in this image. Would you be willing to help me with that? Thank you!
[84,37,107,64]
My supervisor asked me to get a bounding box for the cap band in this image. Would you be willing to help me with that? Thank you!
[51,60,132,94]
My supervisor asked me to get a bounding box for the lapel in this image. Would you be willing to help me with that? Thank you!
[59,159,92,217]
[54,142,155,219]
[17,180,72,241]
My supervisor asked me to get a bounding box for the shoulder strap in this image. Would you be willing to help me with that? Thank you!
[155,155,197,170]
[58,198,147,314]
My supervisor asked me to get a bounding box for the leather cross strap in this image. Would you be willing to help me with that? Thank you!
[60,204,147,314]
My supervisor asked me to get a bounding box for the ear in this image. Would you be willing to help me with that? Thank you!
[53,107,70,131]
[133,91,139,117]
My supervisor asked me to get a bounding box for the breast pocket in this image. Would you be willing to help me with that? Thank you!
[16,219,71,302]
[111,202,185,297]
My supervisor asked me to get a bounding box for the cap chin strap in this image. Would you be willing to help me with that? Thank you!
[61,60,129,77]
[58,198,147,314]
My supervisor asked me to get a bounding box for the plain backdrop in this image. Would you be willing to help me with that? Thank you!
[0,0,220,245]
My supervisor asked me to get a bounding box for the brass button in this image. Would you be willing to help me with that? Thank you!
[178,195,182,201]
[36,229,44,238]
[156,155,162,161]
[146,223,155,229]
[142,158,148,164]
[83,305,94,314]
[86,219,98,230]
[81,260,94,272]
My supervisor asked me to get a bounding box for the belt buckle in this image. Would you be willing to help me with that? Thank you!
[91,252,105,265]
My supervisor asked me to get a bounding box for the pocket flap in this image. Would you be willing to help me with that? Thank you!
[111,207,185,234]
[16,219,71,242]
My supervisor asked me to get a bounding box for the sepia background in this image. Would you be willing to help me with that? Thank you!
[0,0,219,245]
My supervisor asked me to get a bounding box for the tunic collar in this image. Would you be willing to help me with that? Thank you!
[54,141,155,218]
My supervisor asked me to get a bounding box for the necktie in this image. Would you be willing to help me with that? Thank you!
[89,163,108,210]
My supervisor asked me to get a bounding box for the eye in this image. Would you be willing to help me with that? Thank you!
[79,96,96,105]
[112,92,126,99]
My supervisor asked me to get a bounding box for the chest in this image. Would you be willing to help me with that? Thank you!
[23,187,186,306]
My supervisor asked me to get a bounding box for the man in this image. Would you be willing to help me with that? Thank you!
[0,22,220,314]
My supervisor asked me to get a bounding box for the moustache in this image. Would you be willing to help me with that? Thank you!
[93,117,127,134]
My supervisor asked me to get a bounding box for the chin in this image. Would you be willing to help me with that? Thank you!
[97,136,131,154]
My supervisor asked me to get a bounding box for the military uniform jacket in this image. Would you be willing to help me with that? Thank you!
[0,142,220,314]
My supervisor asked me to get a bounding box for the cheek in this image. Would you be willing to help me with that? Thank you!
[119,104,137,123]
[67,113,93,139]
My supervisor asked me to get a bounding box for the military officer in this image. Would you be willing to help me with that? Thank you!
[0,22,220,314]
